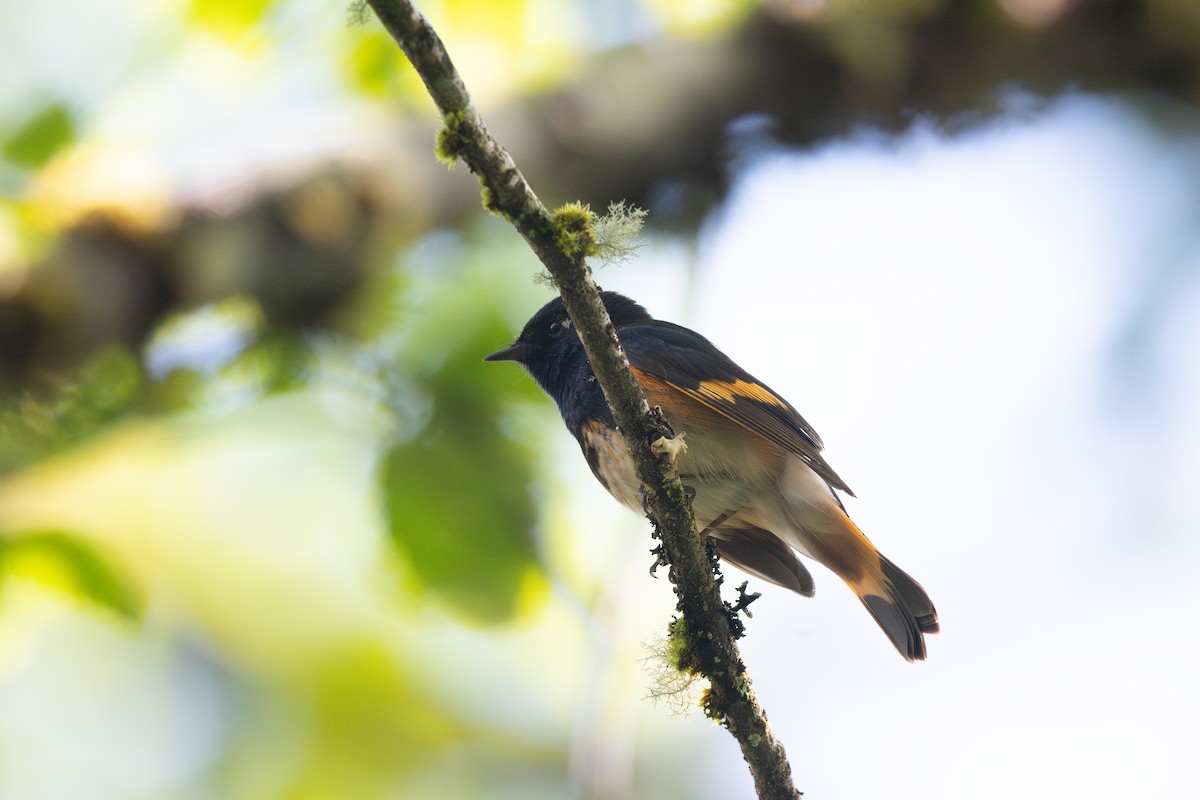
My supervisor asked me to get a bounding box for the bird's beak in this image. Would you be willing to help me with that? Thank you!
[483,342,527,363]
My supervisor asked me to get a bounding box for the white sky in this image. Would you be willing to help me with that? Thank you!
[599,93,1200,799]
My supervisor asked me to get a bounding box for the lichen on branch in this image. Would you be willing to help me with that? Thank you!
[592,200,648,266]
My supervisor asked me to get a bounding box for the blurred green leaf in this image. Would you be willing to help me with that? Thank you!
[344,30,407,98]
[382,309,543,623]
[0,531,141,619]
[0,347,143,473]
[188,0,273,36]
[2,103,76,169]
[220,329,312,396]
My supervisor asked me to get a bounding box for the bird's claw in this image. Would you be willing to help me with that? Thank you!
[647,405,675,443]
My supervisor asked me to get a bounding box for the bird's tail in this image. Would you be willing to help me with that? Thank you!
[810,514,939,661]
[855,554,940,661]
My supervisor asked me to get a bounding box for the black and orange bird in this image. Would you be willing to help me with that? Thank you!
[485,291,939,661]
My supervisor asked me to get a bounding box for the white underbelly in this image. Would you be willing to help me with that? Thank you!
[580,423,841,560]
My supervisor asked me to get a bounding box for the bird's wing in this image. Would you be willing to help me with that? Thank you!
[622,321,855,496]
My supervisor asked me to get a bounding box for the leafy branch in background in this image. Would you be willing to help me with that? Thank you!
[357,1,801,797]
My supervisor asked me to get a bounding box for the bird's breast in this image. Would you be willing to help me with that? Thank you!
[577,420,644,513]
[576,415,788,531]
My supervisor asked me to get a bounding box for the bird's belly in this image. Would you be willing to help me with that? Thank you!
[576,422,846,569]
[577,420,765,530]
[736,454,846,560]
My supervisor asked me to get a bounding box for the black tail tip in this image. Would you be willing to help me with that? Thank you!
[863,594,936,662]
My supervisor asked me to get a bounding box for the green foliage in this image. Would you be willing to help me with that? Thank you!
[381,308,543,623]
[0,3,725,787]
[3,103,76,169]
[0,347,143,474]
[188,0,274,37]
[220,328,312,396]
[343,29,411,97]
[0,531,140,619]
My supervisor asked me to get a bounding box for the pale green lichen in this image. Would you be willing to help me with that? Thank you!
[591,200,647,266]
[643,621,707,718]
[346,1,369,27]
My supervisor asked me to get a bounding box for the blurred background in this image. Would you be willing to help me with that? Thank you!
[1,0,1199,798]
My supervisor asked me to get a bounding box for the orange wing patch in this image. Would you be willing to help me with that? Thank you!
[696,379,790,409]
[629,366,854,496]
[632,369,729,428]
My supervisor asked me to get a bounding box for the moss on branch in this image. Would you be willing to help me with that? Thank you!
[550,202,598,260]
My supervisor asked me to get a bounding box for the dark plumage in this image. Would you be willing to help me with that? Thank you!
[486,291,938,661]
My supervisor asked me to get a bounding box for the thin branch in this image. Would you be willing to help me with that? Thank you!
[361,2,800,797]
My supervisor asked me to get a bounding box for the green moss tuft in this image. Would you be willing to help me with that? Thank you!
[435,109,468,167]
[480,183,504,216]
[550,201,598,260]
[701,688,724,723]
[666,615,699,673]
[665,479,689,504]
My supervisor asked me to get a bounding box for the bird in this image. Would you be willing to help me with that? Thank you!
[485,291,939,661]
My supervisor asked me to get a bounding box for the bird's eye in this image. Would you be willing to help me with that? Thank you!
[548,318,568,337]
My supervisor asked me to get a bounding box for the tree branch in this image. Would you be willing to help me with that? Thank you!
[362,2,800,796]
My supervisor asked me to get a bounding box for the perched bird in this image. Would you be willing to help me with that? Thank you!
[485,292,939,661]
